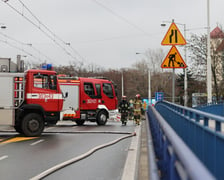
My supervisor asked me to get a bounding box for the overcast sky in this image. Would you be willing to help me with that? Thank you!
[0,0,223,69]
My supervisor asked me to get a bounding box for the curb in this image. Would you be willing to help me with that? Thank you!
[121,124,141,180]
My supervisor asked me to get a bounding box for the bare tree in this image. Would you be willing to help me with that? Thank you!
[187,33,207,81]
[135,48,165,74]
[144,48,165,73]
[187,32,224,100]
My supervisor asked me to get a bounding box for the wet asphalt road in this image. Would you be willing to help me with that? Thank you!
[0,120,137,180]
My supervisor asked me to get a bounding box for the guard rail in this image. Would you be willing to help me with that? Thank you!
[155,101,224,179]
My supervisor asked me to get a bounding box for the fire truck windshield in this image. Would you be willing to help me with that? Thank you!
[34,74,57,90]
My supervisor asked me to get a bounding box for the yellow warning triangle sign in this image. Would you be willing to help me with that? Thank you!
[161,46,187,68]
[161,23,186,45]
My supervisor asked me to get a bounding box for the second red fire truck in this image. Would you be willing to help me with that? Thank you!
[58,76,118,125]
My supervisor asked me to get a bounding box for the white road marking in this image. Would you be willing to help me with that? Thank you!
[45,127,55,130]
[30,139,45,146]
[0,155,8,161]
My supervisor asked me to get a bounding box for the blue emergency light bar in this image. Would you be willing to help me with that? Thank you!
[41,64,53,70]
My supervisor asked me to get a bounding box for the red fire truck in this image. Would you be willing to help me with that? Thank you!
[58,76,118,125]
[0,69,64,136]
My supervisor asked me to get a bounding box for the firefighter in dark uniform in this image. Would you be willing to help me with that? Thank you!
[118,96,130,126]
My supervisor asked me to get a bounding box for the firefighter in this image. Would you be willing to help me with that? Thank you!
[129,98,134,120]
[118,95,130,126]
[133,94,142,125]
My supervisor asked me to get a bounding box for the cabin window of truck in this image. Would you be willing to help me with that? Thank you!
[49,75,57,90]
[84,82,95,97]
[103,83,114,98]
[33,74,57,90]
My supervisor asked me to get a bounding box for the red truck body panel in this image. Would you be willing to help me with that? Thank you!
[59,76,118,123]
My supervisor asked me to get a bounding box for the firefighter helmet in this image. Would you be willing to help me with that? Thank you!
[122,95,127,100]
[136,94,140,98]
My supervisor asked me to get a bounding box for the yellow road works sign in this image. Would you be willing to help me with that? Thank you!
[161,46,187,68]
[161,22,186,45]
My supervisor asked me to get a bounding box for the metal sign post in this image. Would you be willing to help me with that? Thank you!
[148,69,151,104]
[172,68,175,103]
[161,20,187,104]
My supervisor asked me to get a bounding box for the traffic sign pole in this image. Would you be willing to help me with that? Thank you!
[161,20,187,104]
[172,69,175,103]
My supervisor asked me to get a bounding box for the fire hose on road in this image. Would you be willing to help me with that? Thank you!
[30,131,137,180]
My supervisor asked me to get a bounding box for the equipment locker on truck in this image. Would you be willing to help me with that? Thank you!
[0,69,64,136]
[58,76,118,126]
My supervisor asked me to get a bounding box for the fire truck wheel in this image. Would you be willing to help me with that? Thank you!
[75,120,85,126]
[21,113,44,137]
[96,111,108,125]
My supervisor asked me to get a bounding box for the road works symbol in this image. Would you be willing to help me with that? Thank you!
[161,46,187,68]
[161,22,186,45]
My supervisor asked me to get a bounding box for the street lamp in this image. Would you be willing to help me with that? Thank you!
[121,70,124,96]
[161,21,188,106]
[0,25,6,29]
[0,23,6,29]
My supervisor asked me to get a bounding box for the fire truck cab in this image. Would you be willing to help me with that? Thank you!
[0,69,63,136]
[59,76,118,125]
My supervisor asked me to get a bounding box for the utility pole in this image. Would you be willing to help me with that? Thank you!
[183,24,188,106]
[207,0,212,103]
[148,69,151,104]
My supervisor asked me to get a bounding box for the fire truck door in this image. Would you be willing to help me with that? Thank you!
[102,83,116,109]
[81,82,98,110]
[30,74,60,111]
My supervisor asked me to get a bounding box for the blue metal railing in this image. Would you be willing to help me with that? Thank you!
[146,105,214,180]
[194,103,224,116]
[145,110,159,180]
[155,101,224,179]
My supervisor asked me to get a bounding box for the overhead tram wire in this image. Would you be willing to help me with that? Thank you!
[0,39,37,60]
[17,0,88,64]
[3,0,77,61]
[0,31,54,62]
[17,0,68,46]
[18,0,150,64]
[18,0,89,64]
[65,43,87,64]
[76,33,160,44]
[92,0,151,36]
[2,0,83,63]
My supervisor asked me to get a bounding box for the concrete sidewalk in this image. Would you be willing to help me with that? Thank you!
[121,119,149,180]
[137,120,149,180]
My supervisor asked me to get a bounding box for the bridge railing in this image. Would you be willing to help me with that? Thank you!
[146,105,214,180]
[194,103,224,116]
[154,101,224,179]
